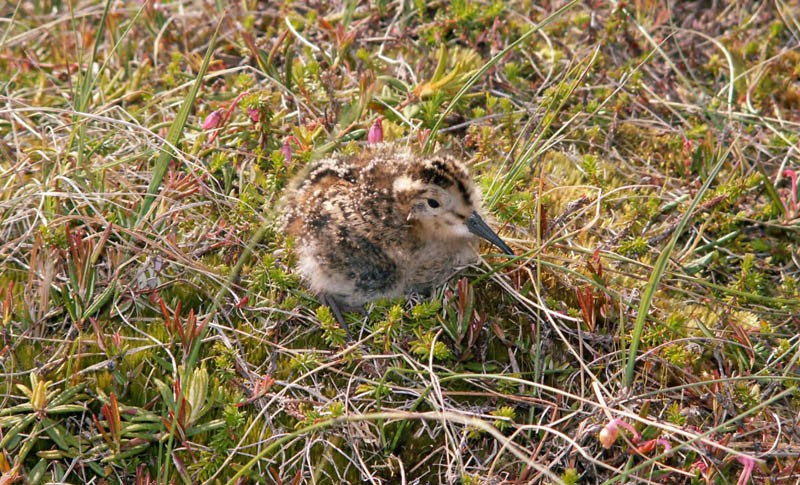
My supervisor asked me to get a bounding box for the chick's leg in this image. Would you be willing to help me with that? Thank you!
[319,293,351,340]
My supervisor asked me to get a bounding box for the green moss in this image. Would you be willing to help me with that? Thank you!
[619,237,648,257]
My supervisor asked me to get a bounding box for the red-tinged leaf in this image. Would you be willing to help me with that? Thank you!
[491,321,506,341]
[159,298,170,328]
[291,469,303,485]
[90,318,107,353]
[93,413,113,448]
[2,281,13,326]
[575,286,595,332]
[268,467,282,485]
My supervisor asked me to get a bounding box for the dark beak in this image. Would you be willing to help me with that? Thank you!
[466,211,514,256]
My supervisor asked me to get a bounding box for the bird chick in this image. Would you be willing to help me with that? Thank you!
[279,144,513,316]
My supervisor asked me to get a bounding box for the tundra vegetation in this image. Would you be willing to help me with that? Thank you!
[0,1,798,483]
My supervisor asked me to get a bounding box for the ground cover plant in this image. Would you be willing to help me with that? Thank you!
[1,0,799,483]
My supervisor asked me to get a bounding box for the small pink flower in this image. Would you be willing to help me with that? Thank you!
[598,425,616,449]
[599,419,641,449]
[248,107,259,123]
[202,109,223,130]
[367,117,383,144]
[281,138,292,164]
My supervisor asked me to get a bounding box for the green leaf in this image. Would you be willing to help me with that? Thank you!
[137,20,222,225]
[625,139,733,387]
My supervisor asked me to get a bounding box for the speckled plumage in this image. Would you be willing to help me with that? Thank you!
[279,144,512,310]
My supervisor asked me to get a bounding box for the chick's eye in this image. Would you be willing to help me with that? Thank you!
[426,198,440,208]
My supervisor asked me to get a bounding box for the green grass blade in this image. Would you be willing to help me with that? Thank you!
[422,0,579,154]
[154,19,223,485]
[70,0,112,166]
[624,138,734,387]
[486,48,599,209]
[137,20,223,226]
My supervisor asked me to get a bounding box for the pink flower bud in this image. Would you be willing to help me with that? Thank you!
[598,422,618,449]
[202,109,223,130]
[248,107,259,123]
[599,419,641,449]
[367,117,383,144]
[281,139,292,163]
